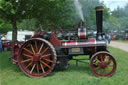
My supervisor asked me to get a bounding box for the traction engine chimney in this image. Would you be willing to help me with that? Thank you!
[95,6,104,40]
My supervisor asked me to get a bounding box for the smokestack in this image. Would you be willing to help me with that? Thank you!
[95,6,104,40]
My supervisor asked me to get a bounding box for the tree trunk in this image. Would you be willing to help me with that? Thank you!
[11,14,17,41]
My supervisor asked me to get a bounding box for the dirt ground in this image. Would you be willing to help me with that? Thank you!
[109,41,128,52]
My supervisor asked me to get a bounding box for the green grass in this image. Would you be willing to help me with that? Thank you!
[0,47,128,85]
[113,40,128,43]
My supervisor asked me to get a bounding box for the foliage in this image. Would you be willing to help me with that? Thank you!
[0,0,34,40]
[103,16,120,31]
[0,0,116,40]
[0,20,11,33]
[111,4,128,30]
[17,18,38,31]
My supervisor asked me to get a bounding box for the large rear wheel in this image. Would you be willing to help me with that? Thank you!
[18,38,56,77]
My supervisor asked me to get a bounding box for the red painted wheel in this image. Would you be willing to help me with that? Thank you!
[90,51,116,77]
[10,45,20,64]
[18,38,56,77]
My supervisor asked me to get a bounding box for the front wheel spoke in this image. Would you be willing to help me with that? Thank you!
[23,48,33,55]
[40,64,45,73]
[23,54,33,58]
[107,59,112,64]
[104,56,108,61]
[40,61,51,68]
[97,69,101,74]
[30,64,36,73]
[93,62,99,65]
[100,55,103,61]
[108,65,113,67]
[41,47,49,55]
[43,58,53,63]
[22,59,32,63]
[106,67,111,72]
[103,69,106,75]
[96,58,101,63]
[40,54,51,58]
[94,66,100,71]
[25,61,33,69]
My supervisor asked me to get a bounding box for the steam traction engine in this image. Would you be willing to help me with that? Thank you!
[10,6,116,77]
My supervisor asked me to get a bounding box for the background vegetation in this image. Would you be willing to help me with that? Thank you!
[0,0,128,40]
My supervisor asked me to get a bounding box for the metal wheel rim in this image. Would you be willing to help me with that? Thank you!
[90,51,117,77]
[18,38,56,77]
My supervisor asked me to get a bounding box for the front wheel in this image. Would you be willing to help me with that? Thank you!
[90,51,117,77]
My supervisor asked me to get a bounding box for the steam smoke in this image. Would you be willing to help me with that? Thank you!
[74,0,84,21]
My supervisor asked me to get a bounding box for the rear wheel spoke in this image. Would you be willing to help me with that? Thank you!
[42,47,49,55]
[23,48,33,55]
[30,44,35,55]
[38,43,44,54]
[40,54,51,58]
[40,63,45,73]
[43,58,53,63]
[22,59,32,63]
[26,61,33,69]
[30,64,36,73]
[35,41,38,53]
[23,54,33,58]
[36,63,39,73]
[40,61,51,68]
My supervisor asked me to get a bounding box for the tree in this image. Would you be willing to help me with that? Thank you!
[111,4,128,30]
[0,20,11,33]
[103,16,120,31]
[78,0,110,30]
[32,0,77,29]
[0,0,76,36]
[111,6,124,18]
[0,0,26,40]
[0,0,112,37]
[0,0,45,40]
[17,18,38,31]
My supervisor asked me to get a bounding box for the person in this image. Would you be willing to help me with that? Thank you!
[104,33,108,44]
[107,33,111,44]
[0,35,2,52]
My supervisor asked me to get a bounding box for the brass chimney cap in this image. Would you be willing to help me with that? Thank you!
[95,6,104,11]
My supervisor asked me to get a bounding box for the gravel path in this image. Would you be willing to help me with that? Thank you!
[109,41,128,52]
